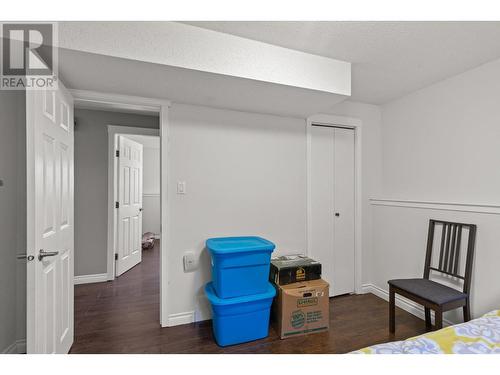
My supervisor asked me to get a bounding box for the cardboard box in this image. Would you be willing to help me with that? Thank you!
[270,255,322,285]
[272,279,329,339]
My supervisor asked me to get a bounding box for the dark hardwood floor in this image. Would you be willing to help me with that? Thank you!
[71,241,427,354]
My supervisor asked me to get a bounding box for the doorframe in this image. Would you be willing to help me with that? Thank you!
[306,114,363,294]
[106,126,160,281]
[70,89,171,327]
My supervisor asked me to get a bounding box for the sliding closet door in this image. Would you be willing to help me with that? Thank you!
[310,125,355,297]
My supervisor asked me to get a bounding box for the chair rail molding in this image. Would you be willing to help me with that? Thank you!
[370,198,500,215]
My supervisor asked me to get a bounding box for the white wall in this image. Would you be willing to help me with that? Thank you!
[142,146,160,235]
[371,58,500,322]
[167,104,307,321]
[165,101,382,323]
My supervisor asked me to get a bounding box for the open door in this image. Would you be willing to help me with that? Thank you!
[115,135,143,276]
[26,81,74,353]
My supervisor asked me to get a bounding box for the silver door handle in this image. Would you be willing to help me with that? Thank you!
[38,249,59,261]
[17,254,35,261]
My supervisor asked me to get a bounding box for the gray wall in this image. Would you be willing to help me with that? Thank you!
[74,109,159,276]
[0,91,26,352]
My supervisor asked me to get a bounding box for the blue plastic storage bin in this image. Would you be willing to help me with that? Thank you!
[206,236,275,298]
[205,282,276,346]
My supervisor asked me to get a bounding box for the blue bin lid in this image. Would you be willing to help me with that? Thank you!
[206,236,275,254]
[205,282,276,305]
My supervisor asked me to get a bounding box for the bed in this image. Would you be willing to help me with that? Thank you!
[353,309,500,354]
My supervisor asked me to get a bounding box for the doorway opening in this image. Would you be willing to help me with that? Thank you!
[71,109,163,349]
[69,90,170,332]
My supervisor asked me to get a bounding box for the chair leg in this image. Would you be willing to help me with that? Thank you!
[463,299,471,322]
[389,286,395,334]
[434,309,443,331]
[424,307,432,331]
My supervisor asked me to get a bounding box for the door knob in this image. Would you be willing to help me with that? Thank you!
[38,249,59,261]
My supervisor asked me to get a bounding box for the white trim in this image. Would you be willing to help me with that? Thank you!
[74,273,108,285]
[2,341,18,354]
[1,339,26,354]
[143,193,160,198]
[159,104,170,327]
[370,198,500,215]
[167,311,195,326]
[362,283,453,327]
[15,339,26,354]
[71,89,170,328]
[107,125,160,137]
[25,90,36,354]
[306,114,363,294]
[107,125,160,282]
[71,89,171,116]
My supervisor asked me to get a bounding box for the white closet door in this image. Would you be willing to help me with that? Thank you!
[332,128,355,296]
[310,125,355,297]
[310,125,335,292]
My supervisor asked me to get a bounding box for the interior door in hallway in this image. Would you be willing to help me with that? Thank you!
[310,125,355,297]
[116,135,143,276]
[26,81,74,353]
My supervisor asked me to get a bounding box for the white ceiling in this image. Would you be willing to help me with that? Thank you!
[183,21,500,104]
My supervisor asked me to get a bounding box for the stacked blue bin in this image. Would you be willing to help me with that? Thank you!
[205,236,276,346]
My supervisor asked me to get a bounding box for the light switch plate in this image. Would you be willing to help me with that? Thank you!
[177,181,186,194]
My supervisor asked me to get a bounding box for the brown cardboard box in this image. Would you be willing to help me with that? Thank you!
[272,279,329,339]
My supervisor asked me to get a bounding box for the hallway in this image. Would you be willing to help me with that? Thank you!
[71,241,161,353]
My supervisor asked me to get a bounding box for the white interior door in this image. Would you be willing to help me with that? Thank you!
[26,82,74,353]
[116,135,143,276]
[310,125,355,297]
[332,128,355,296]
[310,126,335,293]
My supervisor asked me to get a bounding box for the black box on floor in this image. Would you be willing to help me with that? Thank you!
[270,255,322,286]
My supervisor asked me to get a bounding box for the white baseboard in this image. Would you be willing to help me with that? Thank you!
[15,339,26,354]
[2,341,18,354]
[2,339,26,354]
[362,283,453,327]
[74,273,108,285]
[167,311,195,327]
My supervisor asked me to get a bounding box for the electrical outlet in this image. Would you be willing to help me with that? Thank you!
[183,251,197,272]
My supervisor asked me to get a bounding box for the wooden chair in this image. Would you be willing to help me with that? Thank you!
[388,219,477,333]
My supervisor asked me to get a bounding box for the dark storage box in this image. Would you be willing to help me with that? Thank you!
[270,255,321,286]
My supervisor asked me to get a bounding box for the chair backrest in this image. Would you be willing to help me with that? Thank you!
[423,219,477,295]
